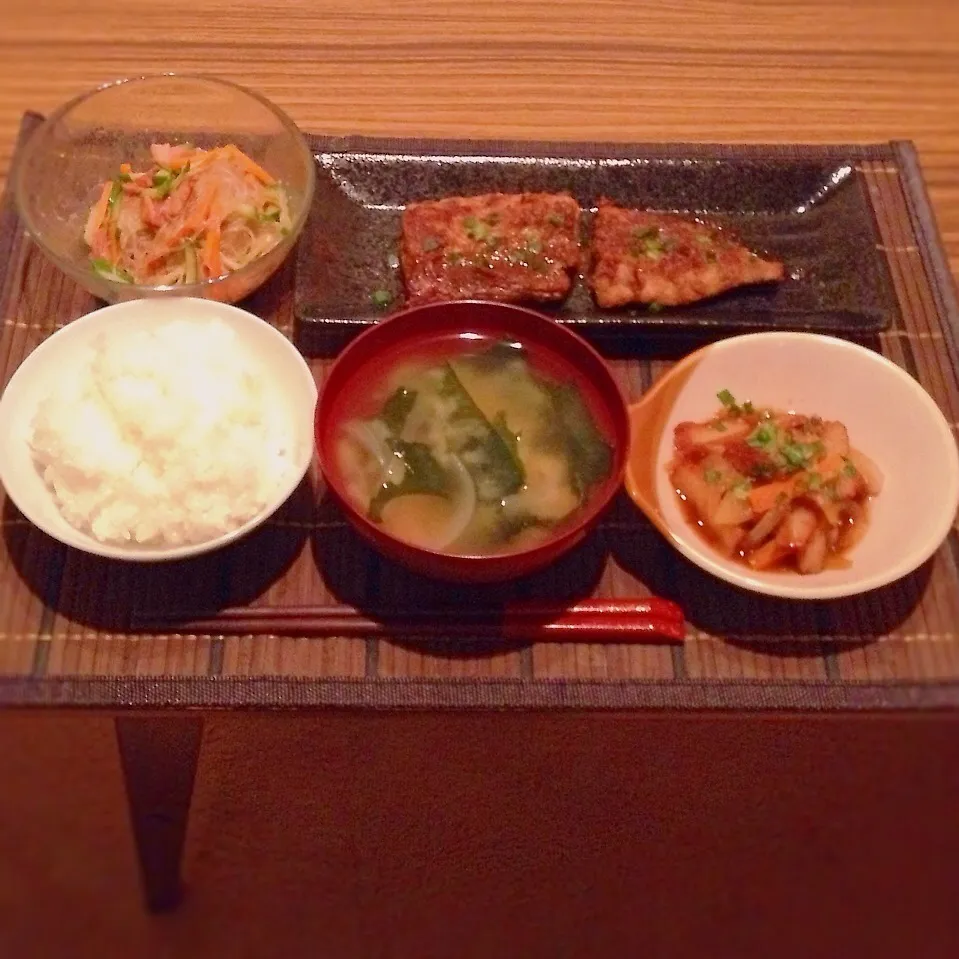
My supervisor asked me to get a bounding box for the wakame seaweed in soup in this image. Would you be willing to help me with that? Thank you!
[333,335,614,555]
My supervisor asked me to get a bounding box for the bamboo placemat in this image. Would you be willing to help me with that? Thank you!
[2,112,959,710]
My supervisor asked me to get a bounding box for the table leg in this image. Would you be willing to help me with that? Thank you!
[114,716,204,912]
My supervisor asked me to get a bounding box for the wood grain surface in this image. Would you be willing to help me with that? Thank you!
[1,0,958,276]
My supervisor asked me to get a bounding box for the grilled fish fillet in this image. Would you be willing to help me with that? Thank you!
[589,200,785,308]
[400,192,581,305]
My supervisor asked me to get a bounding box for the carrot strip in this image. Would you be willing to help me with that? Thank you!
[140,192,161,229]
[202,226,222,279]
[814,452,845,478]
[83,181,112,246]
[187,178,217,234]
[747,450,848,516]
[224,144,275,185]
[107,221,122,264]
[748,477,800,515]
[183,150,216,174]
[747,539,789,571]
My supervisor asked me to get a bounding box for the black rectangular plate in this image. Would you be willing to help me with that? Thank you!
[294,137,900,354]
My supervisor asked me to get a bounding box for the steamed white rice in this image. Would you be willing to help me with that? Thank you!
[29,317,297,547]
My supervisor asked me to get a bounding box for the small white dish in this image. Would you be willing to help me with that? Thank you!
[0,297,318,562]
[625,331,959,599]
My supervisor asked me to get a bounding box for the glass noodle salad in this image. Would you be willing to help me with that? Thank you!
[83,143,292,286]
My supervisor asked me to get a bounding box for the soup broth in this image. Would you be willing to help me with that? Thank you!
[330,333,615,555]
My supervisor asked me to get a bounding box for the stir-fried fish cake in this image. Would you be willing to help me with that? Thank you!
[589,200,785,308]
[668,390,883,574]
[400,193,581,305]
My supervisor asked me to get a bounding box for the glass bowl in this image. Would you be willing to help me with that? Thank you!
[13,74,315,304]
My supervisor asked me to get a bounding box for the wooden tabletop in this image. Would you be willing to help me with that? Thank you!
[1,0,958,277]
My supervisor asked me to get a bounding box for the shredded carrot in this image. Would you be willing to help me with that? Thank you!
[747,539,788,571]
[747,451,847,515]
[84,181,112,245]
[183,149,217,174]
[814,452,845,479]
[139,192,160,229]
[748,477,801,515]
[202,226,222,279]
[187,182,217,234]
[223,144,276,185]
[107,227,121,264]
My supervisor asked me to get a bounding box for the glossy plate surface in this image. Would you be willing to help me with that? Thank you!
[295,137,899,351]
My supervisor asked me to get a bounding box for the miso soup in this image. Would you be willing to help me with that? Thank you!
[330,334,616,555]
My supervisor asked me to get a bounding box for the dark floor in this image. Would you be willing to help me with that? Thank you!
[1,713,958,958]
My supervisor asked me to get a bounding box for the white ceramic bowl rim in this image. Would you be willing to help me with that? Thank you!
[0,298,318,562]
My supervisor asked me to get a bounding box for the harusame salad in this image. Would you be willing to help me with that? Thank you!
[83,142,292,286]
[669,390,884,574]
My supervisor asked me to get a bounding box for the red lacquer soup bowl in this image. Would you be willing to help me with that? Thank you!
[314,300,629,582]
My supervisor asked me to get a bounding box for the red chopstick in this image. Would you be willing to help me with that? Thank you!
[131,597,685,644]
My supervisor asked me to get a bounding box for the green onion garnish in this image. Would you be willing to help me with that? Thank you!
[747,424,775,448]
[779,441,824,470]
[522,232,543,255]
[463,215,490,241]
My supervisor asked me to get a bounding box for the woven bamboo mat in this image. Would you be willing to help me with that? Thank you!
[2,112,959,710]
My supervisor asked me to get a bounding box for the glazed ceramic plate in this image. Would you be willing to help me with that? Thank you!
[624,332,959,599]
[294,137,899,350]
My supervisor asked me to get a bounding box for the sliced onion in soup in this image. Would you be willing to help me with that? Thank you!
[379,455,477,550]
[342,419,405,486]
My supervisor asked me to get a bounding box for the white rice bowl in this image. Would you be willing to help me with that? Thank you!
[0,299,317,561]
